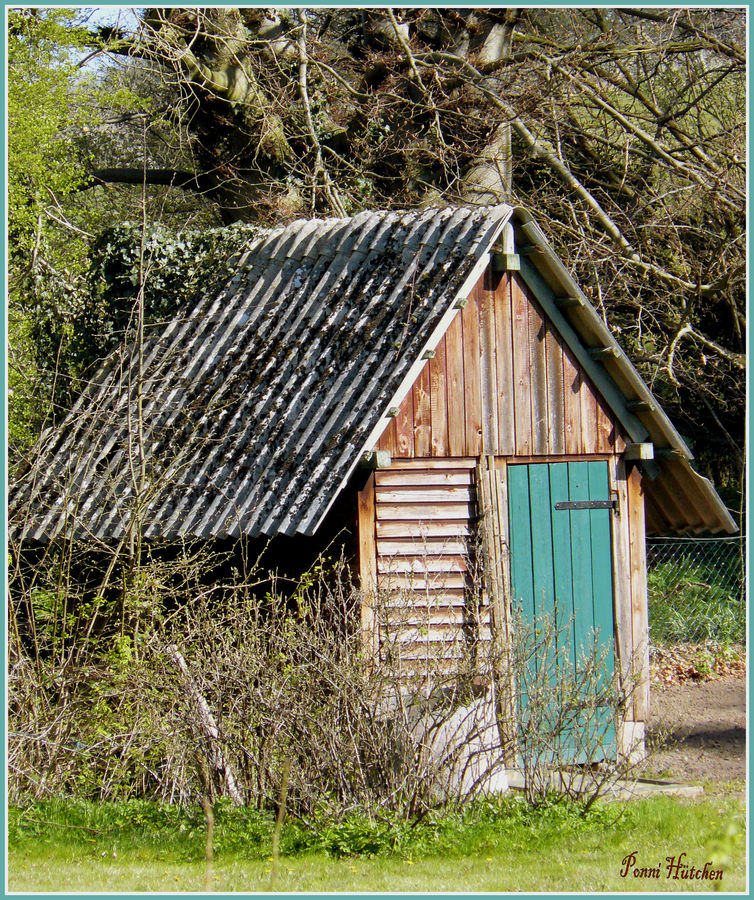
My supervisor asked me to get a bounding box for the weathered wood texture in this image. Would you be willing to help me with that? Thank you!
[377,270,625,459]
[367,263,645,725]
[612,458,635,721]
[506,460,619,759]
[476,456,516,760]
[627,465,650,721]
[374,461,492,671]
[357,473,379,661]
[611,459,651,724]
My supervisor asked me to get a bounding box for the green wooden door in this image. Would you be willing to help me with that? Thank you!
[507,460,616,761]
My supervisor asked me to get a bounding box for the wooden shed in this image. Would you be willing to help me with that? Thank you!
[11,205,736,757]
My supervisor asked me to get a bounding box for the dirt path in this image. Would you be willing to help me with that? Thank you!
[642,665,746,787]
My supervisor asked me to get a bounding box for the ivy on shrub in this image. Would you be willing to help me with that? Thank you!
[29,220,263,420]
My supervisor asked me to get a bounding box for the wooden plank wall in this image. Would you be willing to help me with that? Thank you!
[373,459,492,673]
[377,270,625,459]
[369,264,647,726]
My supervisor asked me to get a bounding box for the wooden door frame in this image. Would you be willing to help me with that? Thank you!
[499,454,647,759]
[611,458,650,756]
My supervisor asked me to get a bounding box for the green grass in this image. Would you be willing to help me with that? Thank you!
[648,557,744,645]
[8,793,746,892]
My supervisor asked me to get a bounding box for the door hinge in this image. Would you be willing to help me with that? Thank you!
[554,499,618,511]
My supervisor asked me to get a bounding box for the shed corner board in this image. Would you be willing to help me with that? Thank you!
[357,472,378,661]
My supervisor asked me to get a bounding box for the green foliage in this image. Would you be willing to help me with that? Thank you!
[284,813,415,859]
[8,798,207,860]
[7,8,93,254]
[8,9,91,453]
[5,793,616,863]
[7,9,142,455]
[8,792,745,891]
[7,321,50,453]
[9,217,261,458]
[78,222,262,364]
[283,795,617,860]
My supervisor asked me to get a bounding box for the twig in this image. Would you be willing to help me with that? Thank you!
[416,49,736,294]
[386,9,446,150]
[20,817,103,835]
[167,644,244,805]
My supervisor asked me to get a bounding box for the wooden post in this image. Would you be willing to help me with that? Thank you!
[475,455,515,763]
[202,797,215,892]
[612,458,635,717]
[627,465,650,723]
[357,472,379,664]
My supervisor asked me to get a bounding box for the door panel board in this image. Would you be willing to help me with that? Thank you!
[508,460,617,761]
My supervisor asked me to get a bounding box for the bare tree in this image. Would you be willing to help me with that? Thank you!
[75,8,745,495]
[9,9,746,489]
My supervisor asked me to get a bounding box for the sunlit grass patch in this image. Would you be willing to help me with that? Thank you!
[8,794,746,893]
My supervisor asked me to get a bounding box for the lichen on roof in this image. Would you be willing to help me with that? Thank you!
[12,205,512,543]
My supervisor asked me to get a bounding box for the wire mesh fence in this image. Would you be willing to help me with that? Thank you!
[646,536,746,646]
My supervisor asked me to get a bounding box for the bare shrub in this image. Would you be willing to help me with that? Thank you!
[8,550,506,816]
[8,546,639,816]
[509,604,640,808]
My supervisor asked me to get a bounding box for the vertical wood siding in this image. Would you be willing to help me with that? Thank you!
[377,269,626,459]
[366,264,644,726]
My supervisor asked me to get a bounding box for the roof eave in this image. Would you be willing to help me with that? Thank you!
[511,207,691,457]
[510,207,737,536]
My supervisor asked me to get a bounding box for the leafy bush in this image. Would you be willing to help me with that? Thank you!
[15,221,264,443]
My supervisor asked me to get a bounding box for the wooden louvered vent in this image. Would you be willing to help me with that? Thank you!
[374,459,493,674]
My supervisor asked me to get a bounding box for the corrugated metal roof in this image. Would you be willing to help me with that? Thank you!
[10,203,736,543]
[11,206,511,543]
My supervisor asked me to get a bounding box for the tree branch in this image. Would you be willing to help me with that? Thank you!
[684,327,746,369]
[551,62,745,210]
[621,9,745,63]
[296,10,347,217]
[89,168,210,193]
[386,9,446,150]
[417,51,741,294]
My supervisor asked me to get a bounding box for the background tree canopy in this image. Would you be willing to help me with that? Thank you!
[7,6,746,513]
